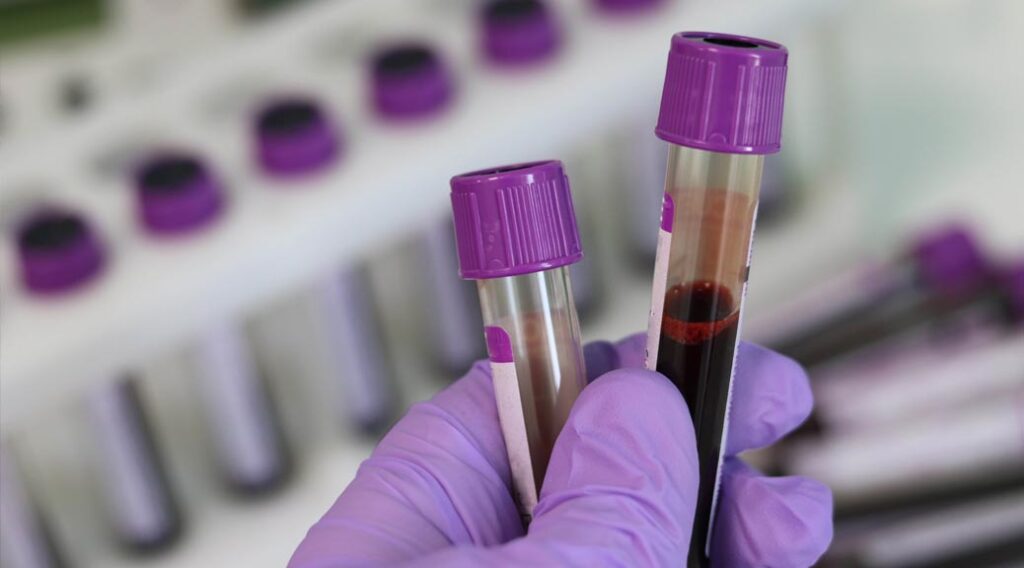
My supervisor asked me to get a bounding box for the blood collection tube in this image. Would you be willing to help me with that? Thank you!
[134,152,290,493]
[1,446,64,568]
[828,489,1024,568]
[786,395,1024,519]
[13,209,182,550]
[191,320,290,493]
[450,160,587,523]
[478,0,604,320]
[367,42,484,373]
[253,99,396,434]
[643,32,789,566]
[813,261,1024,432]
[815,330,1024,433]
[762,225,992,367]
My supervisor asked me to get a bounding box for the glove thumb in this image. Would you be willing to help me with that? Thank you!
[528,368,698,566]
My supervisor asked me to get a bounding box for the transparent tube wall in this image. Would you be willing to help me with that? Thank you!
[194,320,288,492]
[647,144,763,563]
[88,379,180,550]
[477,266,586,520]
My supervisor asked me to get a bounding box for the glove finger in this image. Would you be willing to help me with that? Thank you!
[583,340,621,383]
[289,363,520,567]
[712,458,833,568]
[726,343,813,455]
[527,368,698,566]
[613,332,648,369]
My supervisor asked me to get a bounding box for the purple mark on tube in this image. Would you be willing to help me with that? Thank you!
[660,192,674,232]
[485,326,514,363]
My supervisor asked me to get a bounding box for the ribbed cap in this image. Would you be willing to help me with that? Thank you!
[450,160,582,279]
[656,31,788,154]
[134,152,224,234]
[910,225,989,299]
[16,209,105,295]
[253,96,341,177]
[480,0,562,65]
[370,42,454,120]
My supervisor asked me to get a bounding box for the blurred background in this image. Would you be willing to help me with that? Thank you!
[1,0,1022,566]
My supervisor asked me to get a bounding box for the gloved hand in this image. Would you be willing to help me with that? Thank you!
[289,334,832,567]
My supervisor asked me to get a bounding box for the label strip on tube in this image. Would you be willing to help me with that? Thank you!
[485,325,537,524]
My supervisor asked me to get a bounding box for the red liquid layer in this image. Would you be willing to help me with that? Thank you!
[656,281,740,566]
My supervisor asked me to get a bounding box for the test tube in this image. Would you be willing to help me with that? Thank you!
[133,152,290,493]
[828,490,1024,568]
[763,225,991,367]
[13,209,182,550]
[252,99,396,434]
[450,160,587,523]
[478,0,603,320]
[812,262,1024,432]
[786,395,1024,518]
[1,446,64,568]
[367,41,483,373]
[643,32,789,566]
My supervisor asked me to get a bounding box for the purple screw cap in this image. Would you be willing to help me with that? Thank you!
[134,153,224,234]
[451,160,582,279]
[593,0,665,14]
[16,209,105,295]
[370,42,454,120]
[655,32,788,154]
[480,0,562,66]
[910,225,989,299]
[253,97,341,177]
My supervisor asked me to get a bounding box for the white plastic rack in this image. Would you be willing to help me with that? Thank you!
[0,0,840,430]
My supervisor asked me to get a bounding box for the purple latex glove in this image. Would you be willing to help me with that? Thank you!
[289,334,832,567]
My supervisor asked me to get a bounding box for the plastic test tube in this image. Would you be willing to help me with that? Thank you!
[253,97,396,434]
[450,160,587,522]
[1,446,63,568]
[367,41,484,373]
[828,489,1024,568]
[787,394,1024,518]
[643,32,789,566]
[478,0,602,318]
[813,262,1024,432]
[761,225,991,368]
[133,152,290,493]
[13,209,182,550]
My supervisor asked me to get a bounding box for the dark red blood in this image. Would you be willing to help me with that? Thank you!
[656,280,740,565]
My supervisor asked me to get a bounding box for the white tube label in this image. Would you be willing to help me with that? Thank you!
[645,193,674,370]
[485,326,537,525]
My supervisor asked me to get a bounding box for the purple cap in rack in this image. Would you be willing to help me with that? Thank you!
[910,225,989,299]
[593,0,665,14]
[480,0,561,65]
[253,97,341,177]
[134,153,224,234]
[451,160,582,279]
[655,31,788,154]
[370,42,454,120]
[16,209,105,295]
